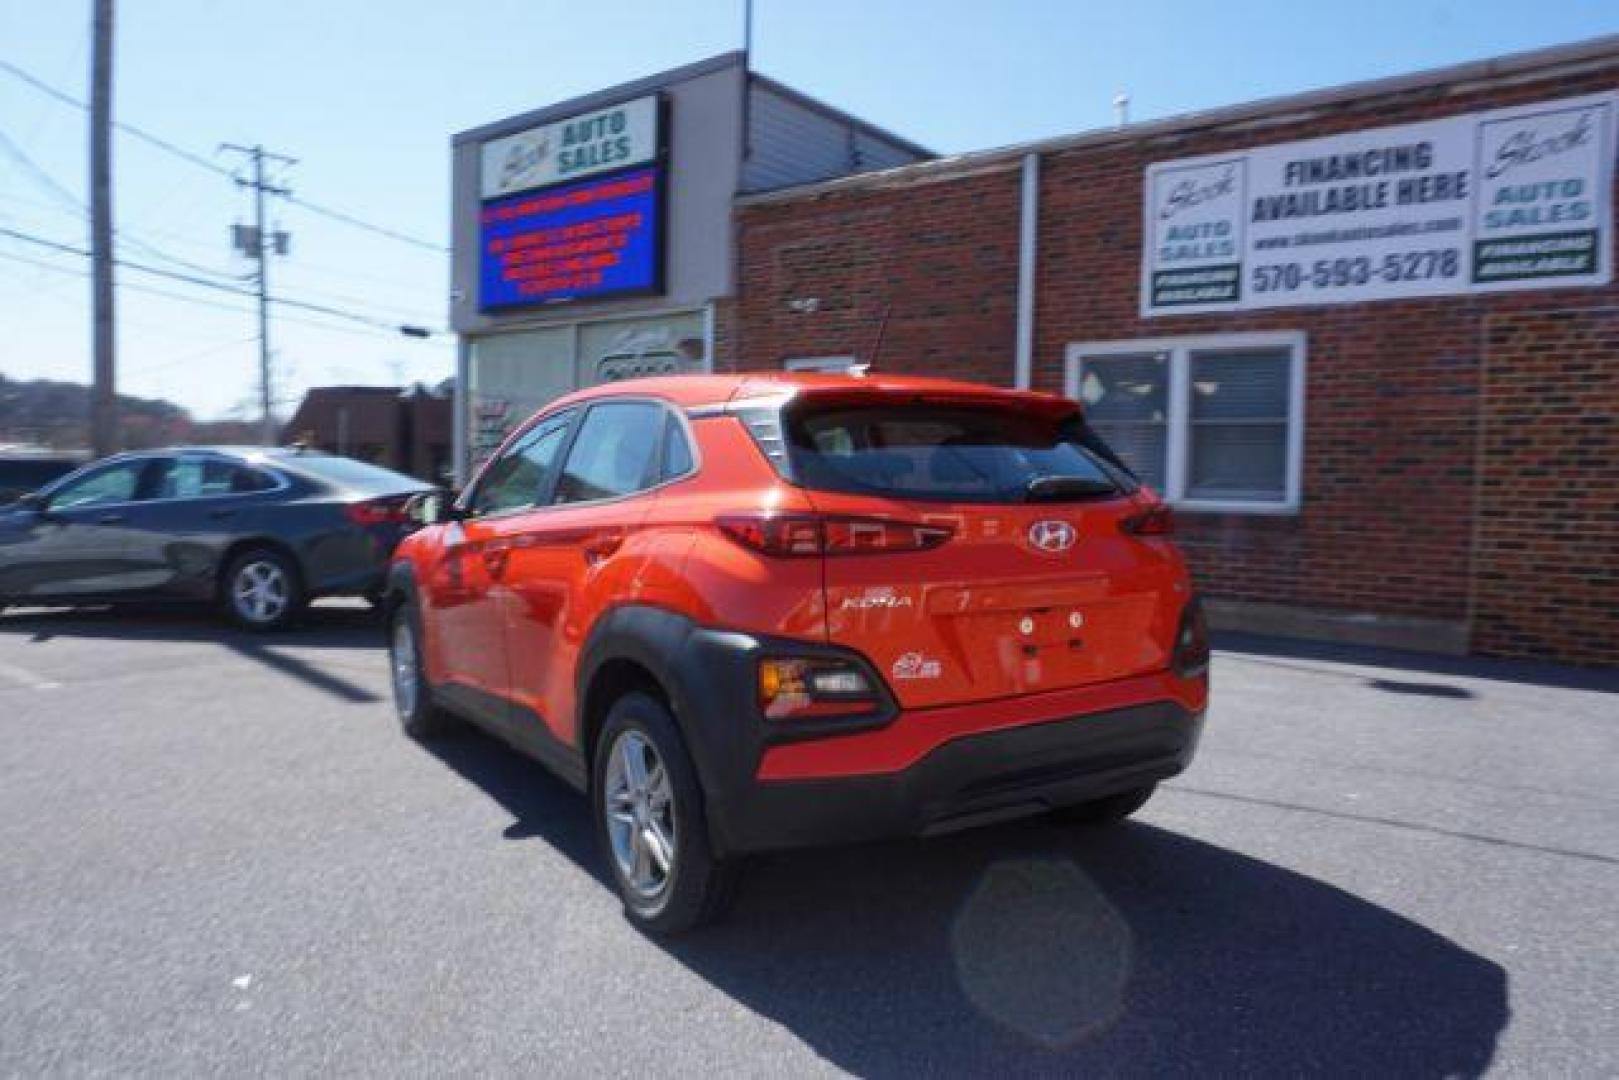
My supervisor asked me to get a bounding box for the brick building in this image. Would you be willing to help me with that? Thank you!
[721,38,1619,666]
[282,384,453,485]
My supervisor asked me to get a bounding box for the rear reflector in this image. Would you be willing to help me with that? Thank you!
[1172,596,1210,678]
[717,513,953,557]
[1121,504,1174,537]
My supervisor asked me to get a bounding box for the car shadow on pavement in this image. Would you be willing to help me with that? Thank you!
[423,727,1510,1078]
[0,603,384,703]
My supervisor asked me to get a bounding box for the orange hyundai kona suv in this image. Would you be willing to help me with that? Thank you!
[386,372,1209,933]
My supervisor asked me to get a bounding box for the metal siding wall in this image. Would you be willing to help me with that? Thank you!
[743,86,924,192]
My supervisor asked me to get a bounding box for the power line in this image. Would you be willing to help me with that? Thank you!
[0,224,448,336]
[0,125,83,215]
[0,120,252,283]
[0,245,447,343]
[281,194,444,253]
[1,190,445,320]
[0,56,447,253]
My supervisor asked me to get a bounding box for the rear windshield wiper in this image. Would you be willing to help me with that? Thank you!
[1024,475,1118,502]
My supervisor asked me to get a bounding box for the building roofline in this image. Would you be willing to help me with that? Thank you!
[738,32,1619,207]
[748,72,934,159]
[453,51,747,146]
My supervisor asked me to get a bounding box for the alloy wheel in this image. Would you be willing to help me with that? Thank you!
[232,560,289,625]
[391,614,418,718]
[603,729,677,903]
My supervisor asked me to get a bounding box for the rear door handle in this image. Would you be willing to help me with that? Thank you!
[208,508,237,520]
[96,512,126,525]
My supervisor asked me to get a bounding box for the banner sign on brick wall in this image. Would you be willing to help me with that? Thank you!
[1141,91,1617,316]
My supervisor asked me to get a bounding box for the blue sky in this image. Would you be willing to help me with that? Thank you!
[2,0,1614,419]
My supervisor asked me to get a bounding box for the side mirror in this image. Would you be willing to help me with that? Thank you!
[404,490,463,527]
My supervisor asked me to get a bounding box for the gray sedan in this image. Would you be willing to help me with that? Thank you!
[0,447,430,630]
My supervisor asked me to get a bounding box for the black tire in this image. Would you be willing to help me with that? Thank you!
[1050,783,1158,826]
[388,601,457,739]
[592,692,738,936]
[220,547,305,632]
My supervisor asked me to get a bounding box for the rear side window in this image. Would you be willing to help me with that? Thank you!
[552,401,665,505]
[659,414,695,482]
[784,403,1135,504]
[277,453,420,494]
[157,459,278,498]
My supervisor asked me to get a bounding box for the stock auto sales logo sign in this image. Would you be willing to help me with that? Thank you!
[480,95,661,199]
[478,165,662,310]
[1140,91,1616,315]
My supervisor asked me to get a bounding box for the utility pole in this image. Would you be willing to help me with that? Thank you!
[89,0,117,457]
[221,143,294,445]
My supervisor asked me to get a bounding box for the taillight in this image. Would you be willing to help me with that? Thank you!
[716,513,953,557]
[1122,503,1174,536]
[347,498,409,526]
[758,657,878,720]
[1172,596,1210,678]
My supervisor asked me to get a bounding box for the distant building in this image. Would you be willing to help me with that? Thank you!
[281,383,452,485]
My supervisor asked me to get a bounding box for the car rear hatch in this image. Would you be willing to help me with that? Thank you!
[774,387,1181,711]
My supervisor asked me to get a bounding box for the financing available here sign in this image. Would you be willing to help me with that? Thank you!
[1141,91,1616,316]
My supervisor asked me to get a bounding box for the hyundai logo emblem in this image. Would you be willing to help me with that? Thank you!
[1027,519,1076,554]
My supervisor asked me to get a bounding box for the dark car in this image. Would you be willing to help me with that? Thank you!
[0,452,83,506]
[0,447,431,629]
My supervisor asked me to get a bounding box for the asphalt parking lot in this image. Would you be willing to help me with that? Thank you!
[0,603,1614,1077]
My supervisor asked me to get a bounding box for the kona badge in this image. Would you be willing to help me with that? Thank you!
[840,587,914,611]
[1027,519,1077,554]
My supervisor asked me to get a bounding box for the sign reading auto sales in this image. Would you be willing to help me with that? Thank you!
[1141,91,1616,315]
[481,95,661,199]
[477,94,666,310]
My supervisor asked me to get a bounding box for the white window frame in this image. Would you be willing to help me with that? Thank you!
[1065,331,1305,514]
[783,355,858,373]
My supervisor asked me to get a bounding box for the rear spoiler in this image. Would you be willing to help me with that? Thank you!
[687,384,1077,420]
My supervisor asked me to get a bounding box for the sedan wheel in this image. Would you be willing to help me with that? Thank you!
[222,549,303,631]
[233,560,290,625]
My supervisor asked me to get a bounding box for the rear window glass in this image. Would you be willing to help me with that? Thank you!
[784,403,1136,504]
[276,453,420,493]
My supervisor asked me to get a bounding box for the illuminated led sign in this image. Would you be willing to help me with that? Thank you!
[478,165,663,310]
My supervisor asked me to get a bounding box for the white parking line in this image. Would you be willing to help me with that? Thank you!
[0,659,61,691]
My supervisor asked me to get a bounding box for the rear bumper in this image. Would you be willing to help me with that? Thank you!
[719,700,1203,853]
[300,525,411,597]
[663,625,1207,856]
